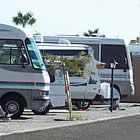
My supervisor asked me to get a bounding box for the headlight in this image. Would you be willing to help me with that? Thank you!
[40,90,49,96]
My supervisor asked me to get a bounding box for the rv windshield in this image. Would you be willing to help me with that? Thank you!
[25,38,46,70]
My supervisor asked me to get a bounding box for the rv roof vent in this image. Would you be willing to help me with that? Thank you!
[58,39,71,45]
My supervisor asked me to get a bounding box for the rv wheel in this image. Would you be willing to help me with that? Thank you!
[32,106,50,115]
[1,96,24,119]
[75,101,90,110]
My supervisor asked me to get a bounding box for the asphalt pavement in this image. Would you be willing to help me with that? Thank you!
[0,103,140,140]
[3,115,140,140]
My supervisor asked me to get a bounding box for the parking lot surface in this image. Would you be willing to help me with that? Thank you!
[0,103,140,137]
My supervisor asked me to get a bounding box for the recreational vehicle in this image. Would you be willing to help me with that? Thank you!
[0,24,50,118]
[37,43,101,110]
[35,35,134,103]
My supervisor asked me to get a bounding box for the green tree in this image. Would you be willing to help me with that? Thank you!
[43,52,92,78]
[136,36,140,43]
[12,11,36,28]
[83,29,99,37]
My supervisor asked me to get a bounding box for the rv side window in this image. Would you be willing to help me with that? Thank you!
[87,44,99,61]
[0,39,28,65]
[101,44,129,69]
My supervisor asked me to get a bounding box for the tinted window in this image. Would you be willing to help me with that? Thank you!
[101,44,128,69]
[0,39,28,65]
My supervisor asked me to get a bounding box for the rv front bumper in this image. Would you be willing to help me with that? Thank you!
[32,96,50,110]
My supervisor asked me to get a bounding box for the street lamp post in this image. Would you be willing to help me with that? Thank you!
[110,60,117,112]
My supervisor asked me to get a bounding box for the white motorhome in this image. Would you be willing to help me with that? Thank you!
[0,24,50,118]
[35,35,134,103]
[37,43,100,110]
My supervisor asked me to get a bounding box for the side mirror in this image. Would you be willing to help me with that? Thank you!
[49,74,55,83]
[21,54,27,63]
[130,52,132,60]
[21,54,28,68]
[123,58,127,72]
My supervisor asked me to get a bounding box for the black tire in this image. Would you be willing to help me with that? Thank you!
[109,104,119,111]
[1,96,24,119]
[75,101,90,110]
[32,106,50,115]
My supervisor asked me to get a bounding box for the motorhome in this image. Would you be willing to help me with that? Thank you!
[34,35,134,103]
[0,24,50,118]
[37,43,101,110]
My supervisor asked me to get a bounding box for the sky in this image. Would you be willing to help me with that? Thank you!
[1,0,140,44]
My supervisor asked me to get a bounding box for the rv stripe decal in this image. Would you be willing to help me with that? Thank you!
[0,81,50,87]
[0,29,11,32]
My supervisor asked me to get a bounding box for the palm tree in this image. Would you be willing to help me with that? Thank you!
[136,36,140,43]
[12,11,36,28]
[83,29,99,37]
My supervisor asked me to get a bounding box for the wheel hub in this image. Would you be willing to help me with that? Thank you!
[6,101,19,113]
